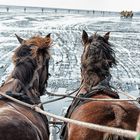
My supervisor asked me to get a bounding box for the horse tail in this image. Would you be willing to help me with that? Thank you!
[103,104,128,140]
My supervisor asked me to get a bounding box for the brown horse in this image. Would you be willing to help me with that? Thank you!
[60,30,140,140]
[0,34,52,140]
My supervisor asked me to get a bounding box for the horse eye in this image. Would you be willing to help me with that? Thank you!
[20,49,30,57]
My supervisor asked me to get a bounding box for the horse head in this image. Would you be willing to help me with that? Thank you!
[1,34,52,104]
[81,30,117,91]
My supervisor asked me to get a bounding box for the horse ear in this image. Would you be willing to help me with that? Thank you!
[45,33,52,46]
[82,30,88,45]
[15,34,25,44]
[45,33,51,38]
[104,32,110,41]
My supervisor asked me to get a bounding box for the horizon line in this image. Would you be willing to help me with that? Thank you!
[0,4,137,13]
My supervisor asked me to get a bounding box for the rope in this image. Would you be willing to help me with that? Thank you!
[42,91,137,103]
[110,86,137,100]
[40,85,83,106]
[41,83,140,105]
[35,107,138,139]
[0,91,139,139]
[0,91,33,108]
[118,90,137,99]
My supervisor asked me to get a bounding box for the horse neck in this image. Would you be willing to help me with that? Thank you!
[12,58,37,87]
[80,69,103,92]
[0,60,42,104]
[80,56,112,93]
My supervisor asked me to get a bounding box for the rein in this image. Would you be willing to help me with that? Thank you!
[44,91,139,103]
[39,86,83,106]
[42,78,140,105]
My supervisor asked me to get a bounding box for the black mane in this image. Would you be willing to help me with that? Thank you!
[12,57,37,86]
[82,34,117,78]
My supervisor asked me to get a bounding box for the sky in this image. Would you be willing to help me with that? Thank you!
[0,0,139,12]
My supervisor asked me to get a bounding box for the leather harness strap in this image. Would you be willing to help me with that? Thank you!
[60,83,119,140]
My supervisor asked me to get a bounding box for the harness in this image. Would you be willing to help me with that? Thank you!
[0,91,34,104]
[60,80,120,140]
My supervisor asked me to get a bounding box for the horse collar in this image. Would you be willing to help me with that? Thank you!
[79,75,119,99]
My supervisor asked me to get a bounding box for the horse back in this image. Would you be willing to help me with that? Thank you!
[67,97,139,140]
[0,101,49,140]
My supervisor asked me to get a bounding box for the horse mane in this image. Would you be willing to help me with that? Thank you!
[12,35,51,64]
[12,35,51,96]
[82,34,117,78]
[12,57,37,86]
[27,36,51,48]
